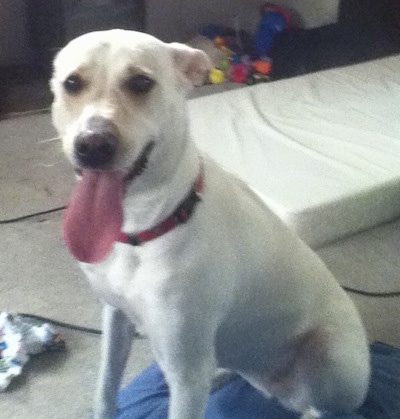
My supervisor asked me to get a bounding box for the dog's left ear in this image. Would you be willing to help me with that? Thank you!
[168,43,212,90]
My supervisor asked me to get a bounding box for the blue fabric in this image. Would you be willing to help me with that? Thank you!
[117,343,400,418]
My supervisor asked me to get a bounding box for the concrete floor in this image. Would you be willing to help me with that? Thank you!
[0,89,399,419]
[0,111,154,418]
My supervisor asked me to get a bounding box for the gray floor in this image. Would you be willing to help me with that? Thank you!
[0,110,154,418]
[0,90,399,418]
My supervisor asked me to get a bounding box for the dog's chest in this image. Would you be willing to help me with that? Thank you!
[80,242,178,326]
[79,243,140,303]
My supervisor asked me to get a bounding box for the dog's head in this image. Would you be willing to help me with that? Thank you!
[51,29,211,177]
[52,30,211,263]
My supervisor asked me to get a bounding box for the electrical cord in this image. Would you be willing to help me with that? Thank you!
[0,206,66,224]
[17,286,400,339]
[19,284,400,339]
[341,286,400,298]
[1,206,399,339]
[17,313,143,339]
[17,285,400,339]
[18,313,102,335]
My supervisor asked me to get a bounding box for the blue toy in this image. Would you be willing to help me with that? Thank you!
[255,2,291,57]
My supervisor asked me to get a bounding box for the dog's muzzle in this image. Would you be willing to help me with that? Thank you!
[74,116,119,169]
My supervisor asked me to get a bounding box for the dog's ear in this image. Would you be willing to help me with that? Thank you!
[168,43,212,90]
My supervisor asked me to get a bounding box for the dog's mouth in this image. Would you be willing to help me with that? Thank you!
[64,141,155,265]
[74,141,155,186]
[124,141,155,184]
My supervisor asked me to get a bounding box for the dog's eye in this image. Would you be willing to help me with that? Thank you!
[63,74,84,94]
[125,74,155,94]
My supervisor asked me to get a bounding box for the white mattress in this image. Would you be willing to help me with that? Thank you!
[189,55,400,248]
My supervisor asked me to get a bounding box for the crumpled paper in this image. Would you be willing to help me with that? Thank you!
[0,312,65,391]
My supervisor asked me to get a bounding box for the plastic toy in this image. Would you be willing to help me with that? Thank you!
[200,3,290,85]
[260,2,291,28]
[245,59,272,85]
[252,60,272,75]
[255,3,291,57]
[245,72,270,85]
[209,68,225,84]
[230,64,248,84]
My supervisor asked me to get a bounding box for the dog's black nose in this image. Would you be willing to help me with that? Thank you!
[74,118,118,169]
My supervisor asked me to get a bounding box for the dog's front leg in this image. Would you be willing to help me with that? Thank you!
[94,303,135,419]
[153,324,217,419]
[165,351,216,419]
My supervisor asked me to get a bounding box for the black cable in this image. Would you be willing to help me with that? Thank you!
[342,286,400,298]
[0,206,66,224]
[17,313,143,339]
[18,313,102,334]
[17,286,399,340]
[2,206,398,321]
[13,288,400,341]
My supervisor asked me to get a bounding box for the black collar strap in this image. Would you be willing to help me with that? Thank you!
[118,166,204,246]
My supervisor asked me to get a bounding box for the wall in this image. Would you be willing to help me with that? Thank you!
[0,0,340,66]
[0,0,32,66]
[146,0,340,42]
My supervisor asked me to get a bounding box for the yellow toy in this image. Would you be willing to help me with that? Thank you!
[209,68,225,84]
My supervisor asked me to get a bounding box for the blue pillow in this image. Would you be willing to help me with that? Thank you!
[117,343,400,418]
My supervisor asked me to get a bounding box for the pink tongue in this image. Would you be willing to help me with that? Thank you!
[63,170,124,263]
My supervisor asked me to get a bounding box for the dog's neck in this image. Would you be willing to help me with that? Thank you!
[121,134,201,235]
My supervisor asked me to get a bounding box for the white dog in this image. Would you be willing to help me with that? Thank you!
[51,30,370,419]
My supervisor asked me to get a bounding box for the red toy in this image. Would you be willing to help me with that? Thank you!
[230,63,248,84]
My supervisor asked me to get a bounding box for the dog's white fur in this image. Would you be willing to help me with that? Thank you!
[51,30,370,419]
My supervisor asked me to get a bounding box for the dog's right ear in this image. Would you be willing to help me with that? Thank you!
[168,43,212,91]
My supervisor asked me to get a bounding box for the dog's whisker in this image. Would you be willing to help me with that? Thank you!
[36,161,64,167]
[38,136,61,144]
[34,156,67,168]
[37,163,57,168]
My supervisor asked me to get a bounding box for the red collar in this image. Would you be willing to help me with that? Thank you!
[117,167,204,246]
